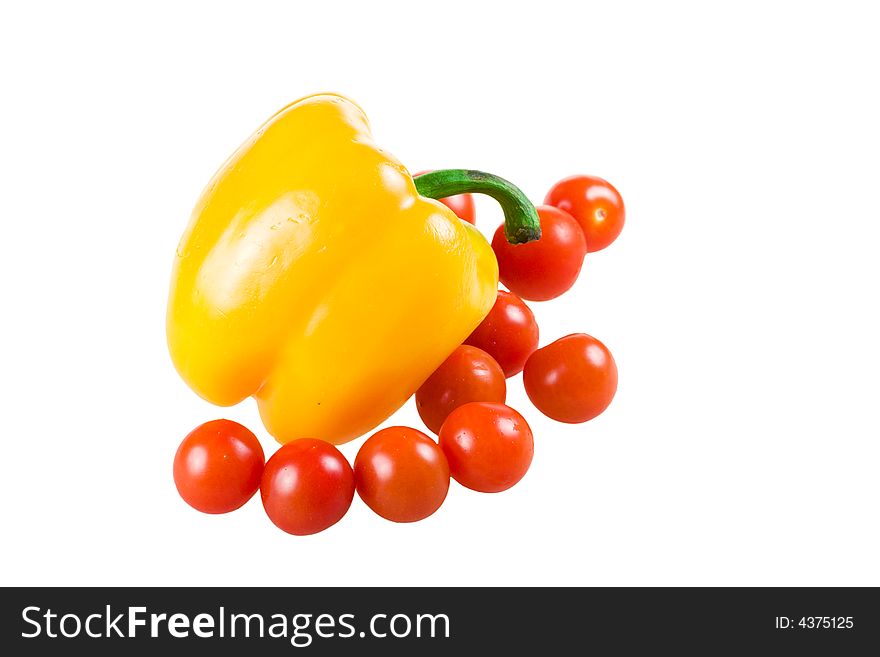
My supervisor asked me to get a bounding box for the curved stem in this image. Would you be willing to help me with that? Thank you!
[414,169,541,244]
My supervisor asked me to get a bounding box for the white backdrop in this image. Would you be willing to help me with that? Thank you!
[1,1,878,586]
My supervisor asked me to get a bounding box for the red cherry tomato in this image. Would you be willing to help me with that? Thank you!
[354,426,450,523]
[491,205,586,301]
[523,333,618,423]
[414,170,476,224]
[416,345,506,434]
[544,175,625,252]
[438,402,533,493]
[464,290,539,377]
[173,419,265,514]
[438,194,476,225]
[260,439,355,536]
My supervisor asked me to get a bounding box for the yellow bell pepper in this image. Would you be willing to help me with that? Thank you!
[167,93,539,444]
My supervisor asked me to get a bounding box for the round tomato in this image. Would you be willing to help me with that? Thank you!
[438,402,533,493]
[260,439,355,535]
[544,175,625,252]
[173,419,265,514]
[464,290,539,377]
[438,194,476,225]
[416,345,506,434]
[523,333,618,423]
[414,170,476,224]
[354,426,450,523]
[491,205,586,301]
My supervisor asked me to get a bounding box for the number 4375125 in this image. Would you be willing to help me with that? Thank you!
[775,617,854,629]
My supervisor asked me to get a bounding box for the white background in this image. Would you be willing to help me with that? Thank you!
[1,1,878,587]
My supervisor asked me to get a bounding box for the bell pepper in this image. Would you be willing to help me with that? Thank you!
[167,93,539,445]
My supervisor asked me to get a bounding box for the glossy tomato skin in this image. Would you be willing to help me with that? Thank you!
[544,175,625,252]
[437,194,476,225]
[354,427,450,523]
[260,439,355,536]
[491,205,587,301]
[414,170,476,224]
[464,290,539,377]
[416,345,506,434]
[523,333,618,423]
[438,402,533,493]
[173,419,265,514]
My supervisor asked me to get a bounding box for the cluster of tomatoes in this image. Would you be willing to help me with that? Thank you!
[173,174,624,535]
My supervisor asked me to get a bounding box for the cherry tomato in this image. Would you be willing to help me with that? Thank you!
[415,170,476,224]
[491,205,586,301]
[523,333,618,423]
[260,439,355,535]
[354,426,450,523]
[544,175,625,252]
[173,419,265,514]
[438,194,476,225]
[438,402,533,493]
[416,345,506,434]
[464,290,539,377]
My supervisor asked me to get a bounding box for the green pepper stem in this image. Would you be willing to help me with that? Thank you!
[414,169,541,244]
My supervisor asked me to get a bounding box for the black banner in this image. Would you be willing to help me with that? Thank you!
[2,587,877,654]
